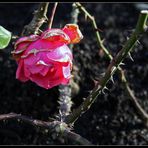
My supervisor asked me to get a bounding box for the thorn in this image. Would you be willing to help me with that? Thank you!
[83,98,86,101]
[100,72,105,77]
[38,29,43,33]
[87,90,93,94]
[92,78,100,86]
[104,86,109,91]
[110,75,115,84]
[85,14,88,21]
[126,36,129,40]
[95,27,104,33]
[101,89,105,94]
[128,52,134,61]
[137,40,141,45]
[102,86,109,94]
[59,110,62,115]
[101,38,105,44]
[119,62,125,66]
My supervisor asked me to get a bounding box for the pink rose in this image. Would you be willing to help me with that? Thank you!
[12,24,83,89]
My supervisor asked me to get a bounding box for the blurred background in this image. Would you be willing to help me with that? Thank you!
[0,3,148,145]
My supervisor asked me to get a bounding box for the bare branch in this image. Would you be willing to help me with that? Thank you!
[65,9,148,124]
[0,113,92,145]
[120,70,148,127]
[75,3,148,127]
[21,2,49,36]
[48,2,58,29]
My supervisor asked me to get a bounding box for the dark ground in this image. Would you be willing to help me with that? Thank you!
[0,3,148,145]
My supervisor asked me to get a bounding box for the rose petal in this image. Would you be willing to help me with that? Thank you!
[47,45,73,63]
[16,60,29,82]
[15,35,40,49]
[29,66,60,89]
[62,24,83,44]
[28,62,70,89]
[13,35,40,61]
[41,29,70,45]
[62,63,71,79]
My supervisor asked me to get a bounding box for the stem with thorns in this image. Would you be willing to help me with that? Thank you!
[58,3,80,121]
[65,10,148,124]
[75,2,112,59]
[22,2,49,36]
[0,113,92,145]
[75,3,148,127]
[48,2,58,29]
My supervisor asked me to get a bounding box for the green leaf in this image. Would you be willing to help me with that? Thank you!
[0,26,11,49]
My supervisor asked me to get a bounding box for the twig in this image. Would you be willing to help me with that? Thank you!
[21,2,49,36]
[0,113,56,128]
[121,70,148,127]
[75,3,148,127]
[0,113,92,145]
[48,2,58,29]
[75,2,112,59]
[65,10,148,124]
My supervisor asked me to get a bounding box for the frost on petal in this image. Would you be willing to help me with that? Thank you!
[62,63,71,79]
[13,35,40,61]
[41,29,70,45]
[14,35,40,49]
[47,45,73,63]
[62,24,83,44]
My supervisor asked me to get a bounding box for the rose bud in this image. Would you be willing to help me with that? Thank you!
[12,24,83,89]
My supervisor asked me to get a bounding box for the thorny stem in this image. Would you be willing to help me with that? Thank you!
[75,2,112,59]
[75,3,148,127]
[58,85,73,121]
[21,3,49,36]
[48,2,58,29]
[69,3,80,50]
[0,113,92,145]
[65,10,148,124]
[58,3,80,121]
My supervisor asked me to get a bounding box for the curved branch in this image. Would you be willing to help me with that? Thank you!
[121,70,148,127]
[0,113,92,145]
[65,10,148,124]
[75,2,148,127]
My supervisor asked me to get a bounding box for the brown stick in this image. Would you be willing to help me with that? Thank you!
[0,113,92,145]
[120,70,148,127]
[48,2,58,29]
